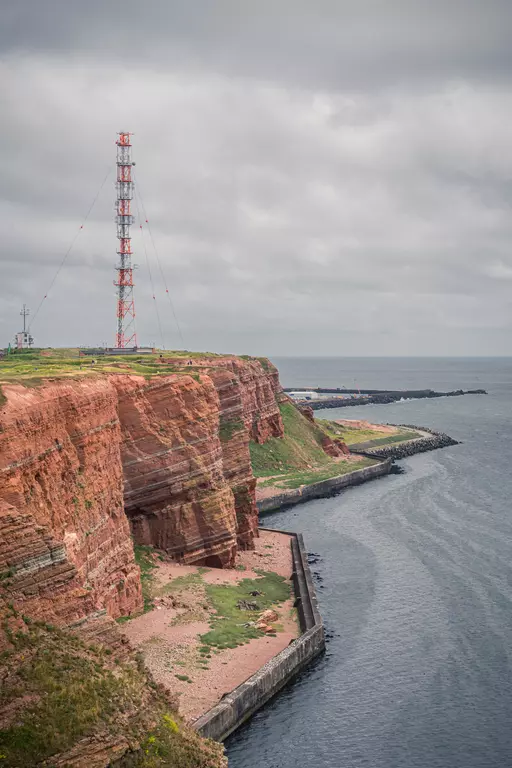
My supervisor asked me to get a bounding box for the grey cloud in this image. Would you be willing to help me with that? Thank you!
[1,2,511,355]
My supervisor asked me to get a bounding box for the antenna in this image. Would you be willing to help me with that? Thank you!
[20,304,30,333]
[114,132,137,348]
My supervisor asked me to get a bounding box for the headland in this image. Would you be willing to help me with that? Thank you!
[0,348,463,766]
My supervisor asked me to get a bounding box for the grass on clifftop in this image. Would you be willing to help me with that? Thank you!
[0,348,271,394]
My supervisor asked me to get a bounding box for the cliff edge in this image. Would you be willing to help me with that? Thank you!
[0,351,283,767]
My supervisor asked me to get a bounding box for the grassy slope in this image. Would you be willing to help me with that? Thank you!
[250,402,376,490]
[0,610,224,768]
[317,418,421,447]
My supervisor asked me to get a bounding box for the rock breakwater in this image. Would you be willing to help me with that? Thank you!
[351,425,459,460]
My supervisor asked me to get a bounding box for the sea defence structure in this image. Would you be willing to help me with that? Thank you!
[257,459,393,514]
[193,531,325,742]
[286,387,487,410]
[349,425,458,459]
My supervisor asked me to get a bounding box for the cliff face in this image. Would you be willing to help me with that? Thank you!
[115,373,238,567]
[0,379,143,626]
[0,355,283,766]
[0,357,283,622]
[213,358,284,443]
[208,368,257,550]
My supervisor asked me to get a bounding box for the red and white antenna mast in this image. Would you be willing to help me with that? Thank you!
[114,132,137,348]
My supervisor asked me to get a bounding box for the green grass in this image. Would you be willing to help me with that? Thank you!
[115,713,224,767]
[250,402,330,478]
[175,674,192,683]
[134,544,158,613]
[157,572,203,597]
[0,611,226,767]
[317,418,420,447]
[0,348,228,388]
[200,570,290,650]
[355,431,421,447]
[269,457,376,489]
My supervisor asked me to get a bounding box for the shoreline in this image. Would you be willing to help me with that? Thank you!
[193,531,325,742]
[256,424,457,514]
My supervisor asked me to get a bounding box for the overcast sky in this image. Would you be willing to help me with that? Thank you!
[1,0,512,356]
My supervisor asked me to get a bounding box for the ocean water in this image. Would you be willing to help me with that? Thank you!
[226,358,512,768]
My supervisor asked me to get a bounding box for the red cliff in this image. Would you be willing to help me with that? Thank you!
[115,373,238,567]
[0,356,284,625]
[0,379,143,626]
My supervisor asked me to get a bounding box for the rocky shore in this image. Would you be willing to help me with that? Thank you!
[256,424,459,514]
[350,425,459,460]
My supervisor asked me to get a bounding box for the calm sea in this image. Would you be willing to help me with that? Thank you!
[226,358,512,768]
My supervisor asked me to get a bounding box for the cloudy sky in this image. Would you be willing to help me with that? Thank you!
[1,0,512,356]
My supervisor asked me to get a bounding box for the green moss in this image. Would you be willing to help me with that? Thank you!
[134,545,158,613]
[200,570,290,650]
[219,417,245,442]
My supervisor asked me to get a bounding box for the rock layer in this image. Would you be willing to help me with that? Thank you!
[208,368,257,549]
[115,373,238,567]
[0,379,143,625]
[0,356,284,626]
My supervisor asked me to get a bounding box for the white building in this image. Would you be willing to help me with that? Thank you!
[15,331,34,349]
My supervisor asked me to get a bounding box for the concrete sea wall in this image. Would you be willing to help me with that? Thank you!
[257,459,393,514]
[193,532,325,743]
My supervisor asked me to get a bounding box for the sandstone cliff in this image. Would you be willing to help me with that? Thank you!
[0,356,283,620]
[115,373,239,568]
[0,378,143,626]
[0,354,283,766]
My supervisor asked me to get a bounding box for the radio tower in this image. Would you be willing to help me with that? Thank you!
[114,132,137,348]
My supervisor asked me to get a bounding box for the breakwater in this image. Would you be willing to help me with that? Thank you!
[288,387,486,410]
[350,425,458,460]
[257,460,393,514]
[193,532,325,742]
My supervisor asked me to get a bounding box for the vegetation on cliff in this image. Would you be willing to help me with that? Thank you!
[0,607,226,768]
[249,402,332,476]
[250,401,377,490]
[0,349,219,386]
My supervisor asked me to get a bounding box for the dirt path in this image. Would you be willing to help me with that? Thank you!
[120,530,298,722]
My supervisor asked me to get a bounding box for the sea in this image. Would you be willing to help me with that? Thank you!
[225,357,512,768]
